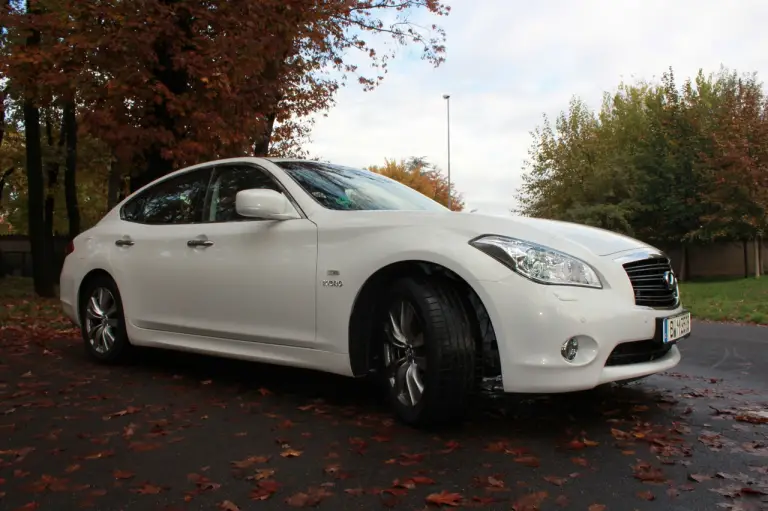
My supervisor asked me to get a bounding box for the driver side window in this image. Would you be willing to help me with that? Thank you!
[205,164,283,222]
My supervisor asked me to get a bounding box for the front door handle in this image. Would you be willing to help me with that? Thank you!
[187,239,214,247]
[115,239,134,247]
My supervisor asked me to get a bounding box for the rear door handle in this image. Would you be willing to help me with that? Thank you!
[187,239,214,247]
[115,239,134,247]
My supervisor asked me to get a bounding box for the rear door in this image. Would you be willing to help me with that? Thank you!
[110,166,213,331]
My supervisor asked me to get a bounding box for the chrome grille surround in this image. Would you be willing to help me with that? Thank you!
[613,249,680,309]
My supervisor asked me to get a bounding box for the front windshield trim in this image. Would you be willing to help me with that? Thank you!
[273,160,448,213]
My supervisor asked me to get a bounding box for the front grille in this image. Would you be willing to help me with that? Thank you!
[606,339,672,366]
[622,256,678,308]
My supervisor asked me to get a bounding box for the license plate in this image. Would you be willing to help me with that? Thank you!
[663,311,691,343]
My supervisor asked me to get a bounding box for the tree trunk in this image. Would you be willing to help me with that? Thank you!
[63,99,80,238]
[0,167,14,208]
[23,1,55,297]
[755,237,761,278]
[252,110,278,157]
[24,102,54,297]
[743,239,749,278]
[0,85,6,148]
[43,111,63,282]
[44,112,61,239]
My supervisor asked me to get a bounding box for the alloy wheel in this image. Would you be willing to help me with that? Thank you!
[382,299,427,407]
[84,287,119,355]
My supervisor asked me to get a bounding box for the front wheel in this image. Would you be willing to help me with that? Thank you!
[79,274,133,364]
[377,276,476,428]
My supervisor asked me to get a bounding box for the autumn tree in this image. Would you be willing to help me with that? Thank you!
[368,157,464,211]
[58,0,450,193]
[1,0,451,295]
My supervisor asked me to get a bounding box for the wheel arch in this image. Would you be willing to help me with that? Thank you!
[347,259,501,385]
[76,268,117,320]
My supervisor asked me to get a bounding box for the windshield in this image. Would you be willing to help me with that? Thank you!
[274,161,448,212]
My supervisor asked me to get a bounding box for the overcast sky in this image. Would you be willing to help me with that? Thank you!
[305,0,768,214]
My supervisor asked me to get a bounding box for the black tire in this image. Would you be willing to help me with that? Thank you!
[78,274,133,364]
[375,275,475,428]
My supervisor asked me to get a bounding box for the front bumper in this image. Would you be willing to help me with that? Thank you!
[473,273,686,394]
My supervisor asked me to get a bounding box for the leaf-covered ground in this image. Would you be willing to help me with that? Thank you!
[1,280,768,510]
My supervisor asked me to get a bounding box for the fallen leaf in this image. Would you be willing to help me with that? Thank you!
[486,476,505,488]
[633,461,665,483]
[543,476,568,487]
[281,449,303,458]
[740,487,768,496]
[285,487,333,507]
[131,483,164,495]
[218,500,240,511]
[426,490,463,507]
[512,491,548,510]
[102,406,141,420]
[588,505,606,511]
[571,457,588,467]
[231,455,270,469]
[637,490,655,501]
[83,450,114,460]
[440,440,460,453]
[398,452,425,465]
[566,440,585,450]
[735,411,768,424]
[250,480,281,501]
[514,456,540,468]
[113,470,134,480]
[689,473,712,482]
[249,469,275,481]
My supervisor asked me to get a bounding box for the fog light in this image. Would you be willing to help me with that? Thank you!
[561,337,579,362]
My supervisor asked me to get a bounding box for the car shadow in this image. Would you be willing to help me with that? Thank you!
[56,340,677,441]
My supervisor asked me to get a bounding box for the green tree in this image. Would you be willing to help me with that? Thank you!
[517,65,768,275]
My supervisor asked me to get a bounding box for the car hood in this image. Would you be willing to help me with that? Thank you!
[471,214,656,257]
[318,210,657,258]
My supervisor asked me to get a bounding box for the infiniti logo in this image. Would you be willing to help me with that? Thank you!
[662,271,677,291]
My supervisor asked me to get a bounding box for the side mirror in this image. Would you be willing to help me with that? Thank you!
[235,189,299,220]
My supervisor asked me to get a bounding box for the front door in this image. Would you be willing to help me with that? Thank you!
[177,163,320,350]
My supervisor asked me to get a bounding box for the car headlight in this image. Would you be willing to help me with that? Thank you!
[469,235,603,289]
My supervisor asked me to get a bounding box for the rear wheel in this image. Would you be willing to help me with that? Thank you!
[79,275,133,364]
[377,276,475,427]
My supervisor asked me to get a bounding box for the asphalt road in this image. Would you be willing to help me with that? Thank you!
[1,321,767,511]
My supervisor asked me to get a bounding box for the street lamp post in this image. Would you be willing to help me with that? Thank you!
[442,94,451,211]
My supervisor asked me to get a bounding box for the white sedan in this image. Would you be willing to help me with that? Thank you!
[59,158,691,427]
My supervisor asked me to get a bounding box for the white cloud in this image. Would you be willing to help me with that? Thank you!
[306,0,768,211]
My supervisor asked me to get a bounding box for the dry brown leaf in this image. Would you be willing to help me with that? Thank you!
[425,490,463,507]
